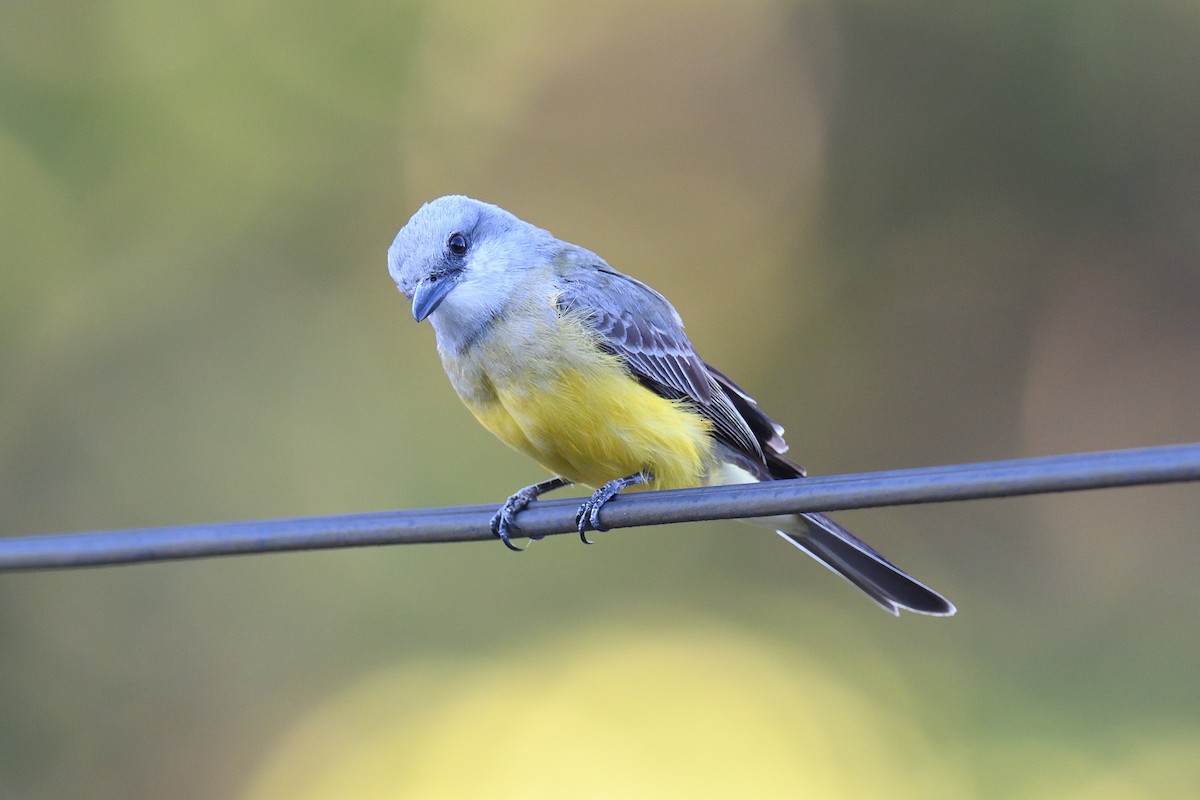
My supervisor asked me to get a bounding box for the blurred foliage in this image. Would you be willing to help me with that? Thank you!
[2,1,1199,798]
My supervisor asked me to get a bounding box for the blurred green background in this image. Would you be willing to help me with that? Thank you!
[3,1,1200,797]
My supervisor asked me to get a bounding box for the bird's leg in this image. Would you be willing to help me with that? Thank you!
[491,476,572,552]
[575,471,652,543]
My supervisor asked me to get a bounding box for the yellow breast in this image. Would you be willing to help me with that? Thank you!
[448,307,715,490]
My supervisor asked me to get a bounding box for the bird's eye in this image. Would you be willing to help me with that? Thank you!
[447,232,469,255]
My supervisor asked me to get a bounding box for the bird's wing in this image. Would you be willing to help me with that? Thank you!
[555,259,764,461]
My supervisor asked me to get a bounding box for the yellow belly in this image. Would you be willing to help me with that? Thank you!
[468,358,715,491]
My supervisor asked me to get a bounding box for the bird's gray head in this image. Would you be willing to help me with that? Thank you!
[387,195,560,343]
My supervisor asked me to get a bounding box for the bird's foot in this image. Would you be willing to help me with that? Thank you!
[575,472,651,543]
[490,476,572,551]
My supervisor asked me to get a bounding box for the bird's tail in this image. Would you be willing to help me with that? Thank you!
[771,511,955,616]
[712,455,955,616]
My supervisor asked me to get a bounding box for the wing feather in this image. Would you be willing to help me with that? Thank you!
[555,259,765,462]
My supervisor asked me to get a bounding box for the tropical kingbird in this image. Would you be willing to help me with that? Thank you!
[387,195,954,616]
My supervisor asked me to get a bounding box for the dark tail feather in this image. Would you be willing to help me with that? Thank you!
[711,444,954,616]
[778,512,956,616]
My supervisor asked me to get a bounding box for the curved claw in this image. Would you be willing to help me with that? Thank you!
[491,507,525,552]
[575,472,651,543]
[574,505,596,544]
[491,477,571,552]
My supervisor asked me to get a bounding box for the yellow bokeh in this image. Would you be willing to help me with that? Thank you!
[244,621,969,799]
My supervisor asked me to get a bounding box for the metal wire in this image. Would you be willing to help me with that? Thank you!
[2,443,1198,571]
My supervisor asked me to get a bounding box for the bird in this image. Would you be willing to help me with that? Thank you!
[387,195,954,616]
